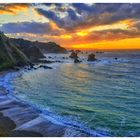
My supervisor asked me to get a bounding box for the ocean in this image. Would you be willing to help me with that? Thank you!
[5,51,140,136]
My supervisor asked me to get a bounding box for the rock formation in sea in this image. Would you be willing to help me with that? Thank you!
[69,51,78,59]
[74,58,81,63]
[87,53,97,61]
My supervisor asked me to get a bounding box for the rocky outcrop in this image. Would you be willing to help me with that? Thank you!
[11,38,45,62]
[69,51,78,59]
[0,31,30,71]
[74,58,81,63]
[87,53,97,61]
[0,31,67,71]
[38,42,67,54]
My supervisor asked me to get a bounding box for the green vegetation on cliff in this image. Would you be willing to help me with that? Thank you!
[0,31,67,71]
[0,32,29,71]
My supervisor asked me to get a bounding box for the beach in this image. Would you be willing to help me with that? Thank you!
[0,88,93,137]
[0,70,94,137]
[0,51,140,137]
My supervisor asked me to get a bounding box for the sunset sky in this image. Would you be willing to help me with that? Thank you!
[0,3,140,50]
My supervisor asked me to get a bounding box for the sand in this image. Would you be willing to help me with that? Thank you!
[0,93,91,137]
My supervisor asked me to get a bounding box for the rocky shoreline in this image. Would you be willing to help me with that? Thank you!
[0,91,91,137]
[0,71,97,137]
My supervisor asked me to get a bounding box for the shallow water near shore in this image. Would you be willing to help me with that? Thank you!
[5,51,140,136]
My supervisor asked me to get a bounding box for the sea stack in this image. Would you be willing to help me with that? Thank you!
[87,53,97,61]
[69,51,78,59]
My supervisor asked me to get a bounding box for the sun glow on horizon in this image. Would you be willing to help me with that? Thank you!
[1,4,140,50]
[70,38,140,50]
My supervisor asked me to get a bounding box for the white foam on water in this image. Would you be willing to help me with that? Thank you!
[0,58,124,137]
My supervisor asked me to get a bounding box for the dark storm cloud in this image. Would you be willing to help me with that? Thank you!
[36,8,63,26]
[67,8,79,20]
[34,3,140,31]
[0,21,61,35]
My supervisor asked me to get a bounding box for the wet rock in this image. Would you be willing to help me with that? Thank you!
[0,115,16,136]
[29,63,34,69]
[36,60,53,64]
[55,60,62,63]
[39,65,52,69]
[48,56,52,59]
[87,53,97,61]
[10,66,20,71]
[74,58,81,63]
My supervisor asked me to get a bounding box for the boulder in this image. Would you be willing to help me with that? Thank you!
[74,58,81,63]
[38,65,52,69]
[87,53,97,61]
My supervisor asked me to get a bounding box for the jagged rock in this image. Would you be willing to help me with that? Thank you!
[38,65,52,69]
[48,56,52,59]
[74,58,81,63]
[36,60,54,64]
[38,42,67,54]
[96,51,104,54]
[11,38,45,62]
[69,51,78,59]
[0,31,30,71]
[0,31,66,71]
[0,115,16,136]
[87,53,97,61]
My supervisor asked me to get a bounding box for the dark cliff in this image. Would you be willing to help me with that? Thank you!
[0,31,67,71]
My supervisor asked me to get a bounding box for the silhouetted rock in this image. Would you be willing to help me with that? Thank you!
[96,51,104,54]
[39,65,52,69]
[48,56,52,59]
[69,51,78,59]
[36,60,53,64]
[39,42,67,53]
[0,31,30,71]
[74,58,81,63]
[0,115,16,136]
[75,50,81,53]
[0,31,67,71]
[87,53,97,61]
[115,57,118,60]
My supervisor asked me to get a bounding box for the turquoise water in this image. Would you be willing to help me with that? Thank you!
[11,52,140,136]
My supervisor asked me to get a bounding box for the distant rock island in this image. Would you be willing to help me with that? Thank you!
[0,31,67,71]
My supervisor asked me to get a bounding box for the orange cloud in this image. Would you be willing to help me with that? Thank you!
[0,4,29,15]
[71,38,140,50]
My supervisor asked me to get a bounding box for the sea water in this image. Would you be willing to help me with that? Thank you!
[10,51,140,136]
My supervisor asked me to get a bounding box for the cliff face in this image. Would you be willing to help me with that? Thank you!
[0,32,30,70]
[11,39,67,54]
[0,31,67,71]
[11,38,45,62]
[37,42,67,53]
